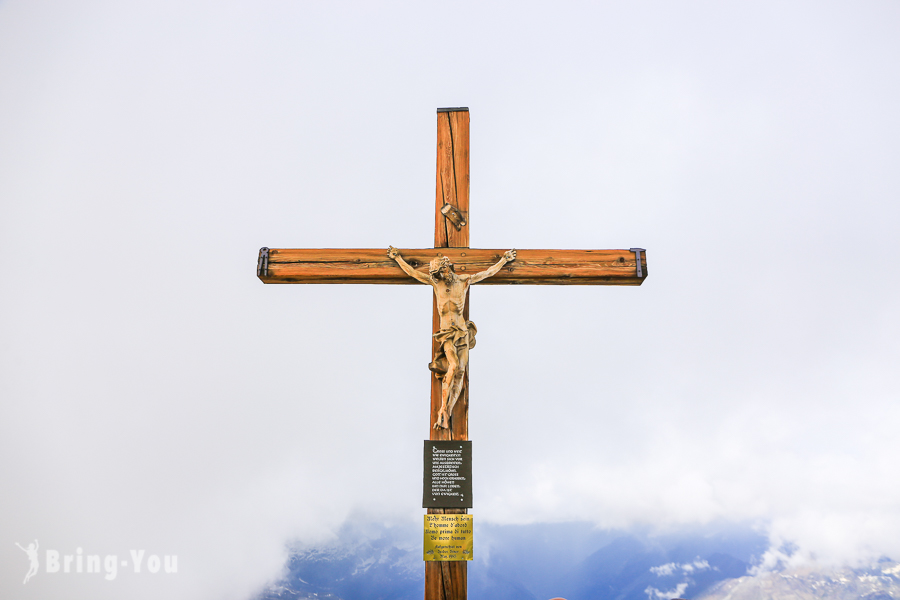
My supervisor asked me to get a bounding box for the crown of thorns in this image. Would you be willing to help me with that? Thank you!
[429,256,453,275]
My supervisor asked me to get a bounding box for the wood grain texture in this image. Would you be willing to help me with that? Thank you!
[259,248,647,285]
[424,509,468,599]
[426,294,469,599]
[435,111,469,248]
[430,107,469,600]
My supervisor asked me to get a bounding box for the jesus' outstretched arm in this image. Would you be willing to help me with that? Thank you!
[468,249,516,283]
[387,246,432,285]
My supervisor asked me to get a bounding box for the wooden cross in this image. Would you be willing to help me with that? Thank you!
[256,107,647,600]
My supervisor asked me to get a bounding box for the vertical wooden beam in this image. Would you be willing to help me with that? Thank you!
[435,108,470,249]
[432,108,470,442]
[427,107,469,600]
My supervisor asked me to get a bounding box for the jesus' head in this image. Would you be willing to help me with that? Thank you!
[429,256,454,281]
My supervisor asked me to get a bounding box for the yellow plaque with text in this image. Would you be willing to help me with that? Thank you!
[423,514,473,561]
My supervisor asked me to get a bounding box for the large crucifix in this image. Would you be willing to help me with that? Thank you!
[256,107,647,600]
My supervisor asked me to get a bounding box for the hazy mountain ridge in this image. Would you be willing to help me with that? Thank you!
[256,521,769,600]
[270,525,423,600]
[697,562,900,600]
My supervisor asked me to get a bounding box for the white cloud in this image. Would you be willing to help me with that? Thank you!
[646,582,688,600]
[651,559,711,577]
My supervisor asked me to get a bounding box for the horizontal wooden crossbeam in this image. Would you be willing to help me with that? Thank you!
[257,248,647,285]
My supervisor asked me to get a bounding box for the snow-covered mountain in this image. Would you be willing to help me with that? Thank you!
[697,562,900,600]
[256,520,770,600]
[256,520,900,600]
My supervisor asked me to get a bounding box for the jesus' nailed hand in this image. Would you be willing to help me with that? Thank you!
[387,246,516,429]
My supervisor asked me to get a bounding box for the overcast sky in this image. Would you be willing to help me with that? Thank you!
[1,1,899,598]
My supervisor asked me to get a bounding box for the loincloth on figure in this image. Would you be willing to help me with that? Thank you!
[428,321,477,377]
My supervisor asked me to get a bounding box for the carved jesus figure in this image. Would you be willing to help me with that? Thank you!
[388,246,517,429]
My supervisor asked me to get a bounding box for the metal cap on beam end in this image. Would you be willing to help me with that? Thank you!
[257,247,270,277]
[629,248,646,278]
[437,107,469,112]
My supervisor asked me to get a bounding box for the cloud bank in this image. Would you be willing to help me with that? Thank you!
[1,0,898,598]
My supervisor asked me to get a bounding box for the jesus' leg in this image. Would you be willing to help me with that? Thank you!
[435,342,461,429]
[445,345,468,418]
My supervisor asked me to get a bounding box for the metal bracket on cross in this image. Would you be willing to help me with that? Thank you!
[257,247,270,277]
[629,248,646,279]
